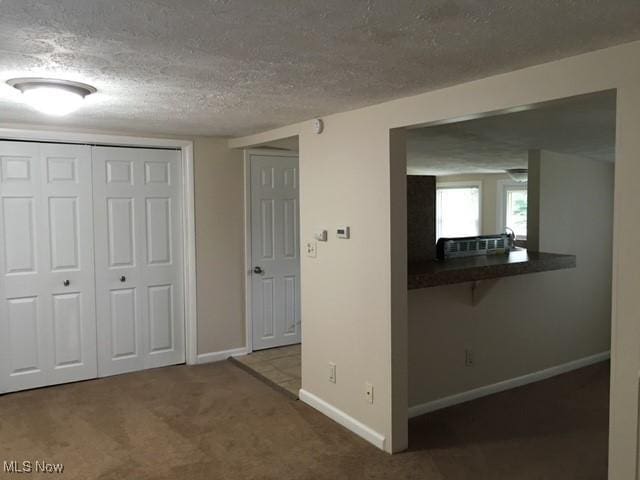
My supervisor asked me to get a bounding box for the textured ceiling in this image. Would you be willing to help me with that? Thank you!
[0,1,639,137]
[407,91,616,176]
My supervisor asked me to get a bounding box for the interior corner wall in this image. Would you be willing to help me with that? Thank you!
[408,151,614,408]
[193,137,246,355]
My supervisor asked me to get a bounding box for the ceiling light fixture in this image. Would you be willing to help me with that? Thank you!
[7,78,97,116]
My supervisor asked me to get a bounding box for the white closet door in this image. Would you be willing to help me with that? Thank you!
[0,141,97,393]
[92,146,184,377]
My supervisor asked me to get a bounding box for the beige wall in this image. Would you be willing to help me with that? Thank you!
[436,172,511,235]
[193,137,246,354]
[230,40,640,476]
[409,151,613,407]
[298,114,400,449]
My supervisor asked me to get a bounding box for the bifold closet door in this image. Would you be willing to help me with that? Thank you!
[0,141,97,394]
[92,146,185,377]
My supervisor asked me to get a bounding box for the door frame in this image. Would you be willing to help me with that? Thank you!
[243,148,300,353]
[0,127,198,366]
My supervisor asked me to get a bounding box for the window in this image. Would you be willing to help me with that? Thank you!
[436,183,481,239]
[498,181,527,240]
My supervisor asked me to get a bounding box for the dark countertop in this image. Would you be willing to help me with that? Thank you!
[408,249,576,290]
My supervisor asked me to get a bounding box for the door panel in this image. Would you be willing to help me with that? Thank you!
[260,277,275,339]
[251,154,301,350]
[109,288,138,359]
[260,199,275,259]
[0,141,97,393]
[40,143,97,386]
[46,156,77,183]
[7,296,41,375]
[148,284,173,353]
[145,161,170,184]
[106,160,133,184]
[52,293,82,367]
[0,142,46,393]
[1,156,32,181]
[146,198,172,265]
[93,146,184,376]
[2,197,37,274]
[283,276,297,336]
[283,199,297,258]
[48,197,80,271]
[107,198,136,267]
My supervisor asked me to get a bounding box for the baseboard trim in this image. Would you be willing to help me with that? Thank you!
[408,351,610,419]
[196,347,250,365]
[299,389,386,451]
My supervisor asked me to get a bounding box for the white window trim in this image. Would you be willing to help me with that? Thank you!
[496,179,528,240]
[435,180,483,238]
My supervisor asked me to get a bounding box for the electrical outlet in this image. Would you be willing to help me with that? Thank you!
[365,382,374,404]
[306,241,317,258]
[328,362,336,383]
[465,349,475,367]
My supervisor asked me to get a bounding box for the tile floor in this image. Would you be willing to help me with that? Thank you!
[232,343,301,397]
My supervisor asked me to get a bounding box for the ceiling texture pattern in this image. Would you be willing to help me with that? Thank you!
[0,0,639,136]
[407,91,617,176]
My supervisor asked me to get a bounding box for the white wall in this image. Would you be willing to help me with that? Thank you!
[230,41,640,477]
[409,151,613,408]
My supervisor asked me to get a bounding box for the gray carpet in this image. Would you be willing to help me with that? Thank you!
[0,360,609,479]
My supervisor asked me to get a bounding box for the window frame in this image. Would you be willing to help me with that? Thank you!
[496,179,528,240]
[435,180,483,240]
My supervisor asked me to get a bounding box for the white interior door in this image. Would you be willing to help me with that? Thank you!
[92,146,185,377]
[250,153,301,350]
[0,141,97,393]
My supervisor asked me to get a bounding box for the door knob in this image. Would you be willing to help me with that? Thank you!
[120,275,126,283]
[63,280,70,287]
[253,266,264,274]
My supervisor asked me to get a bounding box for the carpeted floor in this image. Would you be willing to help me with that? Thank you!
[0,360,609,479]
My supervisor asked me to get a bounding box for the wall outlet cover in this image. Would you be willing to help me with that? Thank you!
[306,241,317,258]
[465,349,475,367]
[365,382,374,404]
[329,362,336,383]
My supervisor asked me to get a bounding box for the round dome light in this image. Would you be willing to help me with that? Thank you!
[7,78,97,116]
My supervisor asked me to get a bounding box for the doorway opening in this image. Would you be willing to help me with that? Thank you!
[402,90,615,477]
[233,136,302,398]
